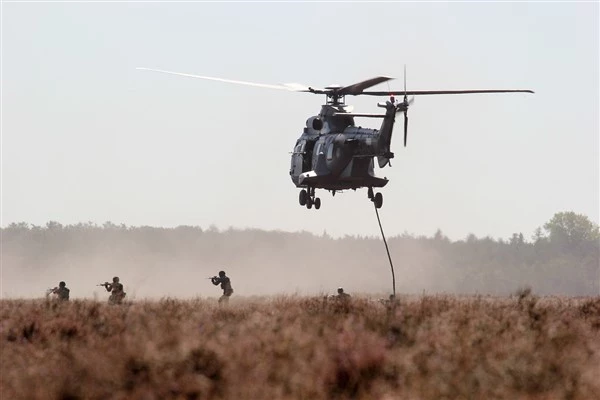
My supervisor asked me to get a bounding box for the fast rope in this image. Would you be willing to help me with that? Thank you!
[374,204,396,298]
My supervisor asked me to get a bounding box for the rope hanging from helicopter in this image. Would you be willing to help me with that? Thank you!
[373,203,396,298]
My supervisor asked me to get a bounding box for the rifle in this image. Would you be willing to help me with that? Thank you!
[97,283,109,287]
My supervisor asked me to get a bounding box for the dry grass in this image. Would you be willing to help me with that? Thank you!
[1,294,599,399]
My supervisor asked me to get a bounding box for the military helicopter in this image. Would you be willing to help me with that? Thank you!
[138,67,533,210]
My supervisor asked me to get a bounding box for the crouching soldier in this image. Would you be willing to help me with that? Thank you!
[211,270,234,305]
[336,287,351,301]
[100,276,126,304]
[47,281,70,301]
[380,294,399,310]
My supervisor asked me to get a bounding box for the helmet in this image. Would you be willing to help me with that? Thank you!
[218,271,226,277]
[113,276,120,283]
[337,287,344,294]
[59,281,66,287]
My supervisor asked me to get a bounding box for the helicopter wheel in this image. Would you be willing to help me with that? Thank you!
[314,197,321,210]
[306,197,313,209]
[299,189,307,206]
[374,192,383,209]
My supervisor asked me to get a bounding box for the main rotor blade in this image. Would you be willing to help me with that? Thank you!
[281,82,314,92]
[136,67,315,92]
[361,89,534,96]
[338,76,394,96]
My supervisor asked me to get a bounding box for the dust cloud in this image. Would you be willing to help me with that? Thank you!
[2,223,598,299]
[1,228,444,299]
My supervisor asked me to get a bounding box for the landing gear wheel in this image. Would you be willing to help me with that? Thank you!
[299,189,307,206]
[367,187,374,199]
[314,197,321,210]
[306,197,313,209]
[374,192,383,209]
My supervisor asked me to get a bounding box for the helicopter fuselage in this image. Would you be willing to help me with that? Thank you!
[289,103,396,193]
[289,129,388,191]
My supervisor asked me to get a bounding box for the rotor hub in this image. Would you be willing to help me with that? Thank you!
[326,93,345,105]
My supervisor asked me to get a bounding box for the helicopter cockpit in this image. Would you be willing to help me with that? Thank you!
[318,105,355,133]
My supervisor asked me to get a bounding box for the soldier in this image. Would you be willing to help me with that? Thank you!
[336,287,351,300]
[100,276,126,304]
[211,270,234,305]
[380,294,399,309]
[48,281,70,301]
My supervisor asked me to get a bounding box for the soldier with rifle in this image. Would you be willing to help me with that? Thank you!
[98,276,126,304]
[209,270,234,305]
[46,281,70,301]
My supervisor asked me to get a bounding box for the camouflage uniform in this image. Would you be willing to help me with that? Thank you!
[211,271,234,305]
[105,277,126,304]
[386,294,399,308]
[336,287,351,301]
[51,282,70,301]
[379,294,399,309]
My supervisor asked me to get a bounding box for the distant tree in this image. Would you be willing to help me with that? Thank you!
[46,221,63,231]
[543,212,599,249]
[6,222,29,231]
[433,229,449,242]
[509,233,525,246]
[531,227,547,244]
[103,221,118,230]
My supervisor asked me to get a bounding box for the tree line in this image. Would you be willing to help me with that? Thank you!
[1,212,598,297]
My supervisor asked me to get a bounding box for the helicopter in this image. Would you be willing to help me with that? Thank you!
[137,67,533,210]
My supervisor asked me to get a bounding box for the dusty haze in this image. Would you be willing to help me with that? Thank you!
[2,213,598,299]
[2,227,431,299]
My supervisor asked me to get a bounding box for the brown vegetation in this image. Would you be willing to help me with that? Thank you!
[2,294,599,399]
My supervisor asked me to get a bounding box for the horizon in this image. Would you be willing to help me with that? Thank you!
[2,208,596,243]
[0,212,582,242]
[2,211,597,299]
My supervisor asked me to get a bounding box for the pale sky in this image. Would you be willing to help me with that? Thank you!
[2,2,599,240]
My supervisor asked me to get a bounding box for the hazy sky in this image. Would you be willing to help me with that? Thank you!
[2,2,598,240]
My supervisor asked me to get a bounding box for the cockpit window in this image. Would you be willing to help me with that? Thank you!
[326,143,334,161]
[315,142,322,155]
[329,114,354,131]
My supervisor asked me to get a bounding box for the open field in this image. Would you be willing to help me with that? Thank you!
[1,294,599,400]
